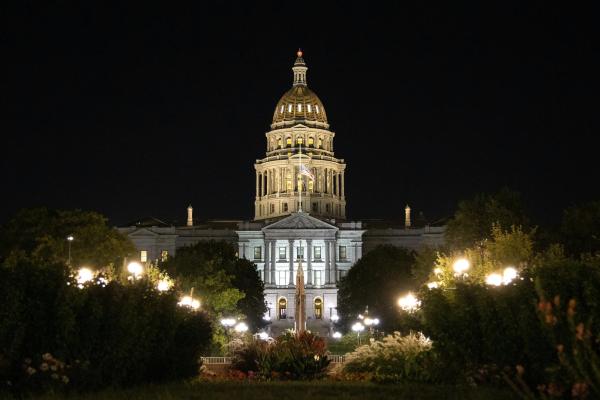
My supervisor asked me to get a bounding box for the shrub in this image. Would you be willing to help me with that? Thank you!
[0,260,212,394]
[338,331,438,382]
[230,331,330,380]
[418,259,600,388]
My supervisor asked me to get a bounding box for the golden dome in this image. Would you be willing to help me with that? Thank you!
[271,52,329,129]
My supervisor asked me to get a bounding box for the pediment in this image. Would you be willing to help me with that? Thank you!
[128,228,160,237]
[263,212,337,230]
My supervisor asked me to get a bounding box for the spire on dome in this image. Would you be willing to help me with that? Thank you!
[292,49,307,86]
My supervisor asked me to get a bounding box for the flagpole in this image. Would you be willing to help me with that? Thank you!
[298,141,302,212]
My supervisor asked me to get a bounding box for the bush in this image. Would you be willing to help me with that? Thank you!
[338,332,438,382]
[0,260,212,394]
[418,259,600,387]
[231,331,330,380]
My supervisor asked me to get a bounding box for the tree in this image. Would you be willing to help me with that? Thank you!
[161,241,266,331]
[445,188,529,250]
[560,201,600,257]
[0,208,135,268]
[337,245,417,333]
[428,225,536,288]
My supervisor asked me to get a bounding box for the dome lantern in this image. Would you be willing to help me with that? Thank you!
[293,48,308,86]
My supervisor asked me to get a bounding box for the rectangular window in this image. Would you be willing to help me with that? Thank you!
[160,250,168,262]
[314,270,322,286]
[312,202,318,212]
[140,250,148,262]
[279,247,286,260]
[296,246,304,259]
[283,202,289,211]
[254,246,262,260]
[339,270,348,279]
[314,246,321,260]
[339,246,347,261]
[278,271,287,286]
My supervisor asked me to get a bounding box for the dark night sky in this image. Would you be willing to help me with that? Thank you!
[2,2,598,227]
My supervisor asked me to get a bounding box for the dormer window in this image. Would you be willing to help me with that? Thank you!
[288,104,292,112]
[315,105,320,113]
[297,104,302,112]
[280,105,284,113]
[307,104,312,112]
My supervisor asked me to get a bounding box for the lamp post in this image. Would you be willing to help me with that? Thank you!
[352,322,365,345]
[66,235,74,266]
[221,318,236,342]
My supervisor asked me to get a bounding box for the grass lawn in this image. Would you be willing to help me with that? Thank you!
[15,380,515,400]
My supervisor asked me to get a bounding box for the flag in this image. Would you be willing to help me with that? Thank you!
[299,164,315,180]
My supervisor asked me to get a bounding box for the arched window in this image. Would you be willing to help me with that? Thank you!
[280,105,284,113]
[317,138,322,148]
[315,105,320,114]
[307,104,312,112]
[297,137,303,145]
[286,137,292,146]
[297,104,302,112]
[308,137,314,146]
[278,297,287,319]
[314,298,323,319]
[277,138,283,148]
[288,104,292,112]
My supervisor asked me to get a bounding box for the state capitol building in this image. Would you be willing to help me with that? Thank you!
[119,51,444,330]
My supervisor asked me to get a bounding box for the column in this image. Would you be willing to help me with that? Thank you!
[306,239,313,285]
[324,239,331,284]
[264,240,270,284]
[238,242,245,259]
[256,172,259,198]
[288,239,294,286]
[266,170,270,195]
[341,171,345,198]
[270,240,276,285]
[331,240,338,283]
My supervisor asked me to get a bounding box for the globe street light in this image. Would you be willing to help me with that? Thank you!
[234,322,248,333]
[352,322,365,345]
[127,262,144,280]
[452,258,470,276]
[178,295,200,310]
[66,235,74,266]
[156,279,172,292]
[398,292,421,313]
[76,267,94,287]
[332,331,342,339]
[221,318,237,342]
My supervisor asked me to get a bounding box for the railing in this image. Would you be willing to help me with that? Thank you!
[329,355,346,363]
[201,355,346,364]
[201,356,232,364]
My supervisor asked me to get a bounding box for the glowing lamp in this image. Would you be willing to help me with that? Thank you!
[485,273,503,286]
[127,262,143,277]
[234,322,248,333]
[398,293,421,313]
[76,267,94,285]
[452,258,470,274]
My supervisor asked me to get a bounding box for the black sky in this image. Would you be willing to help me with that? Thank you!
[2,2,598,227]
